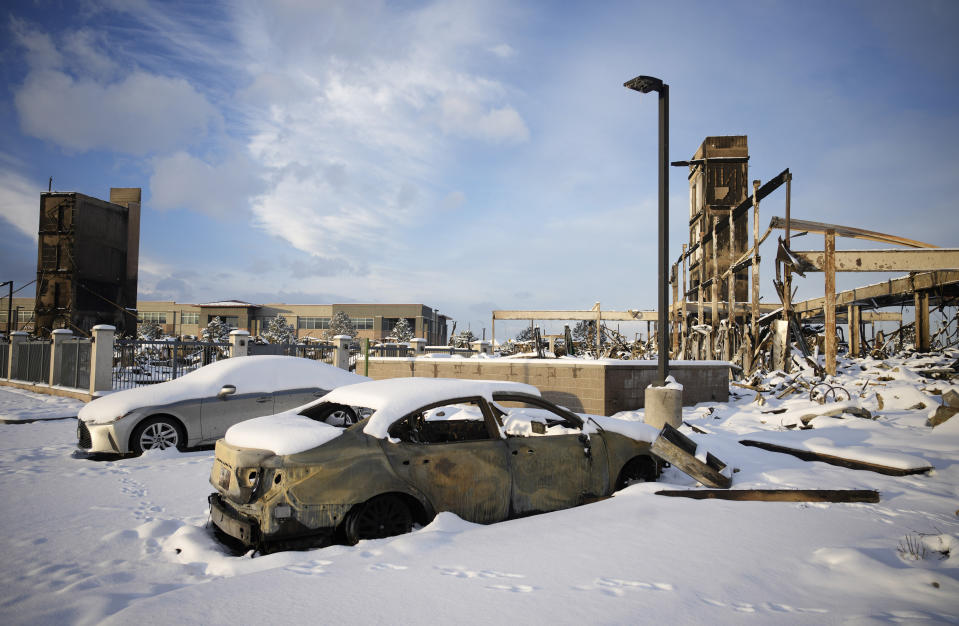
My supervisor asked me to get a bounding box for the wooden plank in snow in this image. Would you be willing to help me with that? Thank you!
[739,440,932,476]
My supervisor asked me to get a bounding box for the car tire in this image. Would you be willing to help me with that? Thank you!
[343,495,412,544]
[616,456,657,491]
[130,416,186,455]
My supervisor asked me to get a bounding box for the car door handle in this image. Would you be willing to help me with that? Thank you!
[256,396,270,403]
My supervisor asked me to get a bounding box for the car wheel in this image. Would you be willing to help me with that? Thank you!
[130,416,186,454]
[616,456,656,491]
[344,495,412,544]
[319,404,359,427]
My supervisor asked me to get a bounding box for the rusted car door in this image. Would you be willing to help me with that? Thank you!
[380,398,511,524]
[494,395,609,515]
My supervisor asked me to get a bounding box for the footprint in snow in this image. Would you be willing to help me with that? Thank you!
[576,577,674,597]
[368,563,408,572]
[436,566,526,580]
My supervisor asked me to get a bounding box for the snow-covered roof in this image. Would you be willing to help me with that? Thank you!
[318,378,541,439]
[79,356,366,424]
[197,300,259,308]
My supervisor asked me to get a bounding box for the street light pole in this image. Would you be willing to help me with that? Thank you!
[624,75,669,386]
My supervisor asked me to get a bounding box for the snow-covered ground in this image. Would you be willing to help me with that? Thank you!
[1,352,958,625]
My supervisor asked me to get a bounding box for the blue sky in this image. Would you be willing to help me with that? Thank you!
[1,0,957,338]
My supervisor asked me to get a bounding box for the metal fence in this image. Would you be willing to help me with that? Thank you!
[11,340,51,383]
[113,339,229,390]
[54,338,92,389]
[425,346,476,357]
[0,341,7,378]
[249,342,335,364]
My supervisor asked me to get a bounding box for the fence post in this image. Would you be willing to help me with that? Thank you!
[229,330,250,358]
[50,328,73,386]
[89,325,115,395]
[333,335,351,370]
[8,331,27,380]
[411,338,426,355]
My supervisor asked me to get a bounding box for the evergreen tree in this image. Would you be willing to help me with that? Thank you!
[263,313,296,344]
[202,316,232,343]
[137,320,162,340]
[324,311,357,339]
[391,318,414,343]
[451,329,477,348]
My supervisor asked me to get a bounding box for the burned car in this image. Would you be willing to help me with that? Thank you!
[78,355,366,455]
[209,378,662,551]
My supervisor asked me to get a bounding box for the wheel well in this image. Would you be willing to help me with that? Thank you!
[616,455,660,488]
[346,492,431,526]
[129,414,186,448]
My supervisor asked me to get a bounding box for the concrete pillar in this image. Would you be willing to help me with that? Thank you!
[333,335,352,370]
[8,331,28,380]
[411,338,426,355]
[50,328,73,385]
[548,336,556,355]
[915,290,930,352]
[373,316,384,341]
[229,330,250,358]
[89,325,115,394]
[645,383,682,430]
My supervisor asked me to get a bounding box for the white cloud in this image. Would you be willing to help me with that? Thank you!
[149,151,264,218]
[489,43,514,58]
[232,1,530,260]
[15,69,218,155]
[0,167,41,239]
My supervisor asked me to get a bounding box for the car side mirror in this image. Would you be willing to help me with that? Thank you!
[217,384,237,400]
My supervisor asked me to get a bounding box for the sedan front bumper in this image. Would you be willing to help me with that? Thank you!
[77,420,123,454]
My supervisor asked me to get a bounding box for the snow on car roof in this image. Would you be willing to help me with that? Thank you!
[79,356,367,424]
[319,378,541,439]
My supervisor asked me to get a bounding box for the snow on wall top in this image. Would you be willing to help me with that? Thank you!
[79,356,367,424]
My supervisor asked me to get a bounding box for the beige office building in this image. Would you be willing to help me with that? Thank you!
[4,298,450,343]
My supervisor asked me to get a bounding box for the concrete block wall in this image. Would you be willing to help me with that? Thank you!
[366,358,730,416]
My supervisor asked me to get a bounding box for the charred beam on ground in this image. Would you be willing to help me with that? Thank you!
[739,440,933,476]
[654,489,880,503]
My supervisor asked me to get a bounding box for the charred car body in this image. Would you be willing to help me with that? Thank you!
[209,378,662,551]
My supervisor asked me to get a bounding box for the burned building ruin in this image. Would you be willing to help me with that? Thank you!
[33,188,141,337]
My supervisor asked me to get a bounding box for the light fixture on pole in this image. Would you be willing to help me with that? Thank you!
[624,74,669,386]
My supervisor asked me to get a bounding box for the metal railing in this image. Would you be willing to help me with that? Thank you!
[113,339,229,390]
[10,340,51,383]
[54,338,92,389]
[0,341,7,378]
[424,346,476,357]
[248,342,335,364]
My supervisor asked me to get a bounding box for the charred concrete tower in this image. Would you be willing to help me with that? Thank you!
[33,188,141,336]
[684,136,749,321]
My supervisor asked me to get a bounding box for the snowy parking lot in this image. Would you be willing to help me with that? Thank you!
[1,353,958,625]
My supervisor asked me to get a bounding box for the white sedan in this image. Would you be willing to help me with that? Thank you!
[77,356,367,455]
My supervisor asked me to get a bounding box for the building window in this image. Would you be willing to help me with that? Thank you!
[139,311,167,324]
[181,312,199,325]
[352,317,374,330]
[298,317,330,330]
[210,316,239,327]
